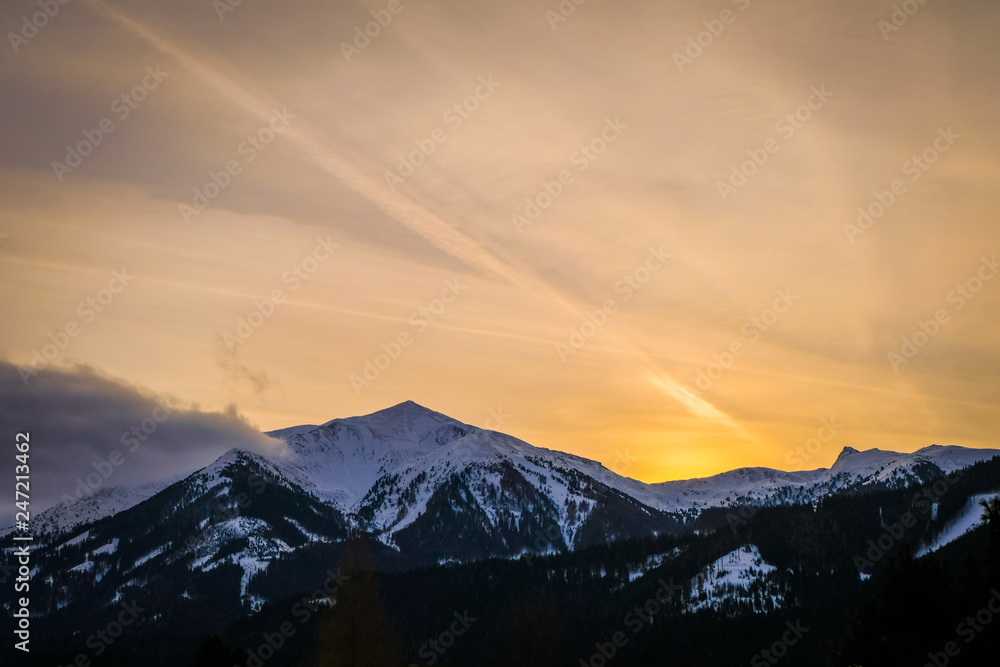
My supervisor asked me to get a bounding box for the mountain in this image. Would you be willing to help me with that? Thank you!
[23,480,173,538]
[4,401,998,629]
[267,401,681,557]
[648,443,1000,512]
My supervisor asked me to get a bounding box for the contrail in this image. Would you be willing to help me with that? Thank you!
[83,0,530,289]
[83,0,754,441]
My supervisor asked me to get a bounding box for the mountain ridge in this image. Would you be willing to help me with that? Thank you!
[3,400,998,630]
[9,401,1000,539]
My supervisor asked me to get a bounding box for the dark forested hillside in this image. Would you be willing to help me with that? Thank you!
[7,456,998,667]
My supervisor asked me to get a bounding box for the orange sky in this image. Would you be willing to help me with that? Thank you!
[1,0,998,483]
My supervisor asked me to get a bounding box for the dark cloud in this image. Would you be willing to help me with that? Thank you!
[0,360,286,526]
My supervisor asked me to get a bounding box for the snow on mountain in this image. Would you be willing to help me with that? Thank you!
[684,544,784,615]
[649,467,825,512]
[1,480,173,539]
[914,445,1000,473]
[247,402,999,558]
[5,399,999,626]
[15,401,998,553]
[354,427,677,556]
[259,401,676,553]
[198,447,304,493]
[627,547,683,583]
[266,401,473,509]
[157,448,345,588]
[9,400,999,581]
[808,445,999,493]
[648,445,1000,513]
[915,493,1000,558]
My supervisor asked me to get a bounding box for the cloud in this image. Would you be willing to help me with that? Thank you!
[0,360,285,526]
[78,0,747,440]
[214,338,275,396]
[1,0,996,484]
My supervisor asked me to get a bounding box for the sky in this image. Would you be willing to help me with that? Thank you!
[1,0,999,518]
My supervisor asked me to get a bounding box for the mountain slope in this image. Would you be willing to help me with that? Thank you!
[270,402,682,556]
[12,449,349,616]
[648,444,1000,512]
[6,400,998,626]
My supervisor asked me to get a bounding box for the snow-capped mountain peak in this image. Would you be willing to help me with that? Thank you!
[834,446,861,463]
[265,401,476,509]
[913,444,1000,473]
